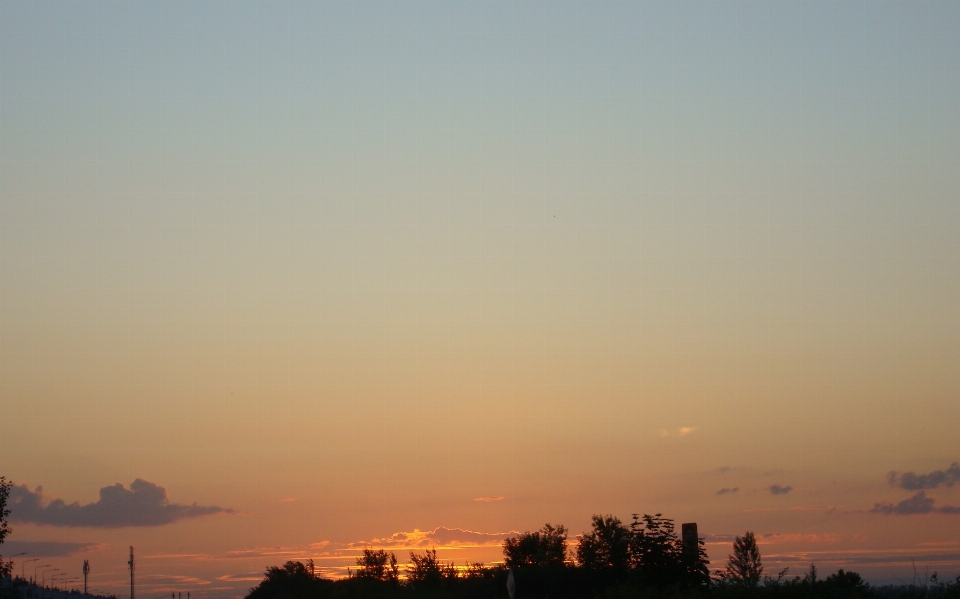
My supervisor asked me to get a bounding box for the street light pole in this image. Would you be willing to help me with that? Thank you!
[42,567,59,588]
[52,573,71,591]
[23,558,40,580]
[43,568,60,599]
[51,574,66,590]
[34,564,51,585]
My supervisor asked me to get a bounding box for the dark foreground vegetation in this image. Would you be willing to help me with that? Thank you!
[246,514,960,599]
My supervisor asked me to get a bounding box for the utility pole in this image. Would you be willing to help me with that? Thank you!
[128,547,135,599]
[83,560,90,595]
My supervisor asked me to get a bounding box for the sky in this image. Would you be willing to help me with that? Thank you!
[1,0,959,596]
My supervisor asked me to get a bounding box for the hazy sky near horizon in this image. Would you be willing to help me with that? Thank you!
[2,0,959,596]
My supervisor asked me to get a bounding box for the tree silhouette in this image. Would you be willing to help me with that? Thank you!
[354,549,399,583]
[247,560,332,599]
[240,518,893,599]
[719,531,763,586]
[575,515,631,576]
[823,569,870,596]
[502,524,568,568]
[630,514,679,581]
[407,549,454,590]
[0,477,11,579]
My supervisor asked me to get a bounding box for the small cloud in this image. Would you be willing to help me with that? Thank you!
[717,466,734,474]
[473,496,505,503]
[889,462,960,490]
[716,487,739,496]
[310,541,331,549]
[8,479,234,528]
[870,491,960,515]
[769,484,793,495]
[703,533,736,543]
[659,426,698,438]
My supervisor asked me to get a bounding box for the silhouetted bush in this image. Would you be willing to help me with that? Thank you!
[248,561,334,599]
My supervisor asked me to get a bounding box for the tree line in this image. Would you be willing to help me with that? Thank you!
[245,511,960,598]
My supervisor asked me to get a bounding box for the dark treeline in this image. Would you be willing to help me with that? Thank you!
[246,514,960,599]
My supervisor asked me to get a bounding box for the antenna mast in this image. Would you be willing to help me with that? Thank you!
[83,560,90,595]
[128,547,135,599]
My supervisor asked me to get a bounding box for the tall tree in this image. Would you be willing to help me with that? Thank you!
[575,515,631,576]
[720,531,763,586]
[502,524,568,568]
[630,514,683,584]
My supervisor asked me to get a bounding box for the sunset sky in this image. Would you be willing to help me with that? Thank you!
[2,0,959,597]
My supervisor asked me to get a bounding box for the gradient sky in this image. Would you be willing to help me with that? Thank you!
[2,0,959,596]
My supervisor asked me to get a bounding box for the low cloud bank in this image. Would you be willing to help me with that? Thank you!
[871,491,960,515]
[889,462,960,490]
[9,479,233,528]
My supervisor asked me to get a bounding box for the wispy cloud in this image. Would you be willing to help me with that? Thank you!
[348,527,515,550]
[216,573,265,583]
[760,533,842,545]
[140,574,211,586]
[0,540,104,557]
[871,491,960,515]
[716,487,739,496]
[705,533,852,546]
[889,462,960,490]
[218,547,312,560]
[769,484,793,496]
[744,505,833,514]
[9,479,234,528]
[473,496,505,503]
